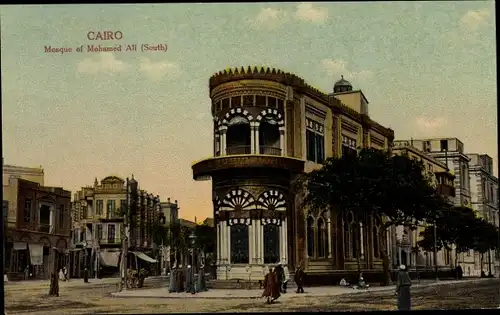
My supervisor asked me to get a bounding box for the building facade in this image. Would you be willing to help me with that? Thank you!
[401,138,479,275]
[467,153,499,275]
[192,67,394,281]
[70,176,161,278]
[392,141,456,272]
[3,162,71,280]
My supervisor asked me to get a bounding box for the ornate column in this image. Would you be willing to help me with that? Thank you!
[220,221,226,263]
[217,222,221,265]
[360,222,365,260]
[279,126,286,156]
[219,126,227,156]
[255,122,260,154]
[227,223,231,264]
[258,221,263,264]
[250,122,257,154]
[283,219,288,264]
[214,133,220,156]
[249,220,255,264]
[327,217,332,258]
[280,222,285,263]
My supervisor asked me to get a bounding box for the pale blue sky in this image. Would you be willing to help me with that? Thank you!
[1,2,496,220]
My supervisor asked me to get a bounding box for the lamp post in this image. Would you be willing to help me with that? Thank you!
[83,240,88,283]
[433,222,438,282]
[189,229,196,294]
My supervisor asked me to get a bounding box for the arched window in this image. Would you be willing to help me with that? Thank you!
[348,212,359,259]
[226,116,251,155]
[259,117,281,155]
[230,224,249,264]
[317,217,327,258]
[263,224,280,264]
[307,216,315,258]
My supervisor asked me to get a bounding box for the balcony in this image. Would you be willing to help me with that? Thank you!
[259,146,281,156]
[18,222,54,234]
[437,183,455,198]
[226,145,251,155]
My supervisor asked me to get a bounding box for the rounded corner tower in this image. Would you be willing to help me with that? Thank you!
[192,66,305,280]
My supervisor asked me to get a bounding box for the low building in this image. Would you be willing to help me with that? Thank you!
[392,141,456,273]
[3,164,71,280]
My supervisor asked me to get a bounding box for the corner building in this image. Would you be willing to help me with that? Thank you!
[192,67,394,282]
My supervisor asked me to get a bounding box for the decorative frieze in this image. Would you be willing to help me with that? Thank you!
[261,218,282,226]
[228,218,251,226]
[256,108,285,127]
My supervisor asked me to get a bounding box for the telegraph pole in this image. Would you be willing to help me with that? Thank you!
[119,177,130,292]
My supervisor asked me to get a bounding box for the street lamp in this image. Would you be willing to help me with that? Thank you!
[83,240,88,283]
[189,229,196,294]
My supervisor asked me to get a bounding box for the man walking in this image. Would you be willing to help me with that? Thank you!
[274,262,284,293]
[294,265,305,293]
[396,265,412,310]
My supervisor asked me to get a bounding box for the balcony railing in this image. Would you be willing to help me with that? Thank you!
[259,146,281,156]
[226,145,251,155]
[99,238,122,245]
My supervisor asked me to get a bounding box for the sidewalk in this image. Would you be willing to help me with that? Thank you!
[111,278,492,300]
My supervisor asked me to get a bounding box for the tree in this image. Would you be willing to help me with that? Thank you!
[299,148,448,285]
[418,206,477,269]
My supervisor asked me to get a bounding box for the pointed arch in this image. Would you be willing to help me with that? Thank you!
[256,189,286,211]
[220,188,255,211]
[256,108,284,127]
[220,107,254,126]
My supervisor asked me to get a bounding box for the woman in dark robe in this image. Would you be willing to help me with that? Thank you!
[262,267,281,303]
[396,265,411,310]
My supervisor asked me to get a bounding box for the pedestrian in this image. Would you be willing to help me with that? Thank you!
[168,264,177,293]
[262,267,280,304]
[282,262,290,293]
[395,264,411,311]
[294,265,305,293]
[274,262,284,293]
[24,265,29,280]
[197,263,207,292]
[185,265,194,293]
[83,267,89,283]
[59,268,66,282]
[177,264,185,292]
[63,267,69,281]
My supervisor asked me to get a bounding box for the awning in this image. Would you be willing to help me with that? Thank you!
[132,251,157,263]
[13,242,27,250]
[28,244,43,266]
[99,251,121,267]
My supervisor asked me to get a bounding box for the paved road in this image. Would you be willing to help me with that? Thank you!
[4,278,499,314]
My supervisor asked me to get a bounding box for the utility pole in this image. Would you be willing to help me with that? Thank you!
[119,177,130,292]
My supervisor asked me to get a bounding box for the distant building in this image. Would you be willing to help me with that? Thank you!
[2,162,44,187]
[399,138,479,275]
[3,162,71,281]
[467,153,499,276]
[393,141,456,271]
[203,217,215,227]
[70,175,160,278]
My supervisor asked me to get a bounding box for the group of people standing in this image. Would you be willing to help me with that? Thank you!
[261,262,305,304]
[168,263,207,293]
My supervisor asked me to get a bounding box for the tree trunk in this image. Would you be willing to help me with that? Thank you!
[356,223,362,276]
[379,228,391,286]
[49,249,60,297]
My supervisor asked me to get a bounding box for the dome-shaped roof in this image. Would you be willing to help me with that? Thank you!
[333,75,353,93]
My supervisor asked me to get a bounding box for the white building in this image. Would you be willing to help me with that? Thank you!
[467,153,499,276]
[400,138,476,275]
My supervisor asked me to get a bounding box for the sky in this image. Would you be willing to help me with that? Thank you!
[1,2,497,221]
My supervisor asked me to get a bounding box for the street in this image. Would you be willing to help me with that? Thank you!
[4,278,499,313]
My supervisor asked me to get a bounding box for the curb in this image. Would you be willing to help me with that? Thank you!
[110,278,495,300]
